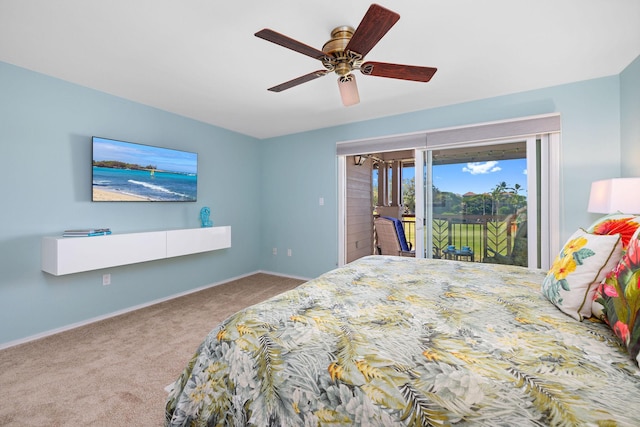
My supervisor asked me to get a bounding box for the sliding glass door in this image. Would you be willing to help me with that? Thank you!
[337,114,561,269]
[416,138,547,268]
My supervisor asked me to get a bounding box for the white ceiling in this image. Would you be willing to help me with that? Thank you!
[1,1,638,139]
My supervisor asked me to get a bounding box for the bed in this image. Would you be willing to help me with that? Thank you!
[165,255,640,426]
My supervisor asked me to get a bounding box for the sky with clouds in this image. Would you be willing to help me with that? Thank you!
[434,158,528,195]
[400,158,528,196]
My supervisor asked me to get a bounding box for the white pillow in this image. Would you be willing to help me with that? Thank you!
[541,229,622,321]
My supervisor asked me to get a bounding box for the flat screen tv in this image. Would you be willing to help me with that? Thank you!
[92,136,197,202]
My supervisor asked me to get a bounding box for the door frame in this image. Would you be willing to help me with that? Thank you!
[337,114,562,268]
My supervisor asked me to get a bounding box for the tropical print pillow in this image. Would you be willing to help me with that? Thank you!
[593,227,640,365]
[542,229,622,321]
[587,212,640,250]
[588,213,640,320]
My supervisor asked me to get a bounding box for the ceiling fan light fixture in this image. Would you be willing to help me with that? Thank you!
[338,74,359,106]
[256,4,436,104]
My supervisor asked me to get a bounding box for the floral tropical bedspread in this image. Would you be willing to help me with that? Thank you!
[165,256,640,426]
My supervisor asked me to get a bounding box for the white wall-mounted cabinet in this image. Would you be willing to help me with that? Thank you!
[41,226,231,276]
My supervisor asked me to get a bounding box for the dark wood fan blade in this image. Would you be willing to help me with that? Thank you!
[267,70,329,92]
[255,29,326,60]
[361,62,437,82]
[345,4,400,57]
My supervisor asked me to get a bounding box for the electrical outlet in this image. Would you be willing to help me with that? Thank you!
[272,247,277,255]
[102,273,111,286]
[287,249,292,257]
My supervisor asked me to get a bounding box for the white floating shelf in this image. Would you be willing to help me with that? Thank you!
[41,226,231,276]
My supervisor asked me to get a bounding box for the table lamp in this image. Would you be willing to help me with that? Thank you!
[587,178,640,214]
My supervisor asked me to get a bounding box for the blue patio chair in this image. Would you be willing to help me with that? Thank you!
[374,216,414,257]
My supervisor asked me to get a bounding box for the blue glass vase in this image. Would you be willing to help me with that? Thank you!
[200,207,213,227]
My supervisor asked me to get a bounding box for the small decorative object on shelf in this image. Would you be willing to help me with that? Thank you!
[200,207,213,228]
[63,228,111,237]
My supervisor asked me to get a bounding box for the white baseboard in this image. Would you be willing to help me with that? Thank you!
[0,270,305,351]
[256,269,311,282]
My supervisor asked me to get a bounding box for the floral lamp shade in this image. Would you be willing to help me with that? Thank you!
[588,178,640,214]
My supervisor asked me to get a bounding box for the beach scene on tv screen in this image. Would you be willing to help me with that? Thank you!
[92,137,197,202]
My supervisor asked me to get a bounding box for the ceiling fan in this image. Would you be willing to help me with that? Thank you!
[255,3,437,107]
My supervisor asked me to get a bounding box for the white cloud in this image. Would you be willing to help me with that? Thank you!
[523,169,528,175]
[462,161,501,175]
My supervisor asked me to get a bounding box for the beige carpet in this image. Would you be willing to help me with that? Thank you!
[0,273,305,426]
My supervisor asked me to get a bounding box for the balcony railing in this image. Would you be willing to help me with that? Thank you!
[399,214,520,262]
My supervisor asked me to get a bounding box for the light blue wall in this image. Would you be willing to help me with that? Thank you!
[620,55,640,176]
[0,62,262,345]
[1,54,633,346]
[258,132,340,278]
[260,75,623,278]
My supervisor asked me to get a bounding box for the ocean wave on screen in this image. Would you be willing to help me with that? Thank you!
[128,180,190,199]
